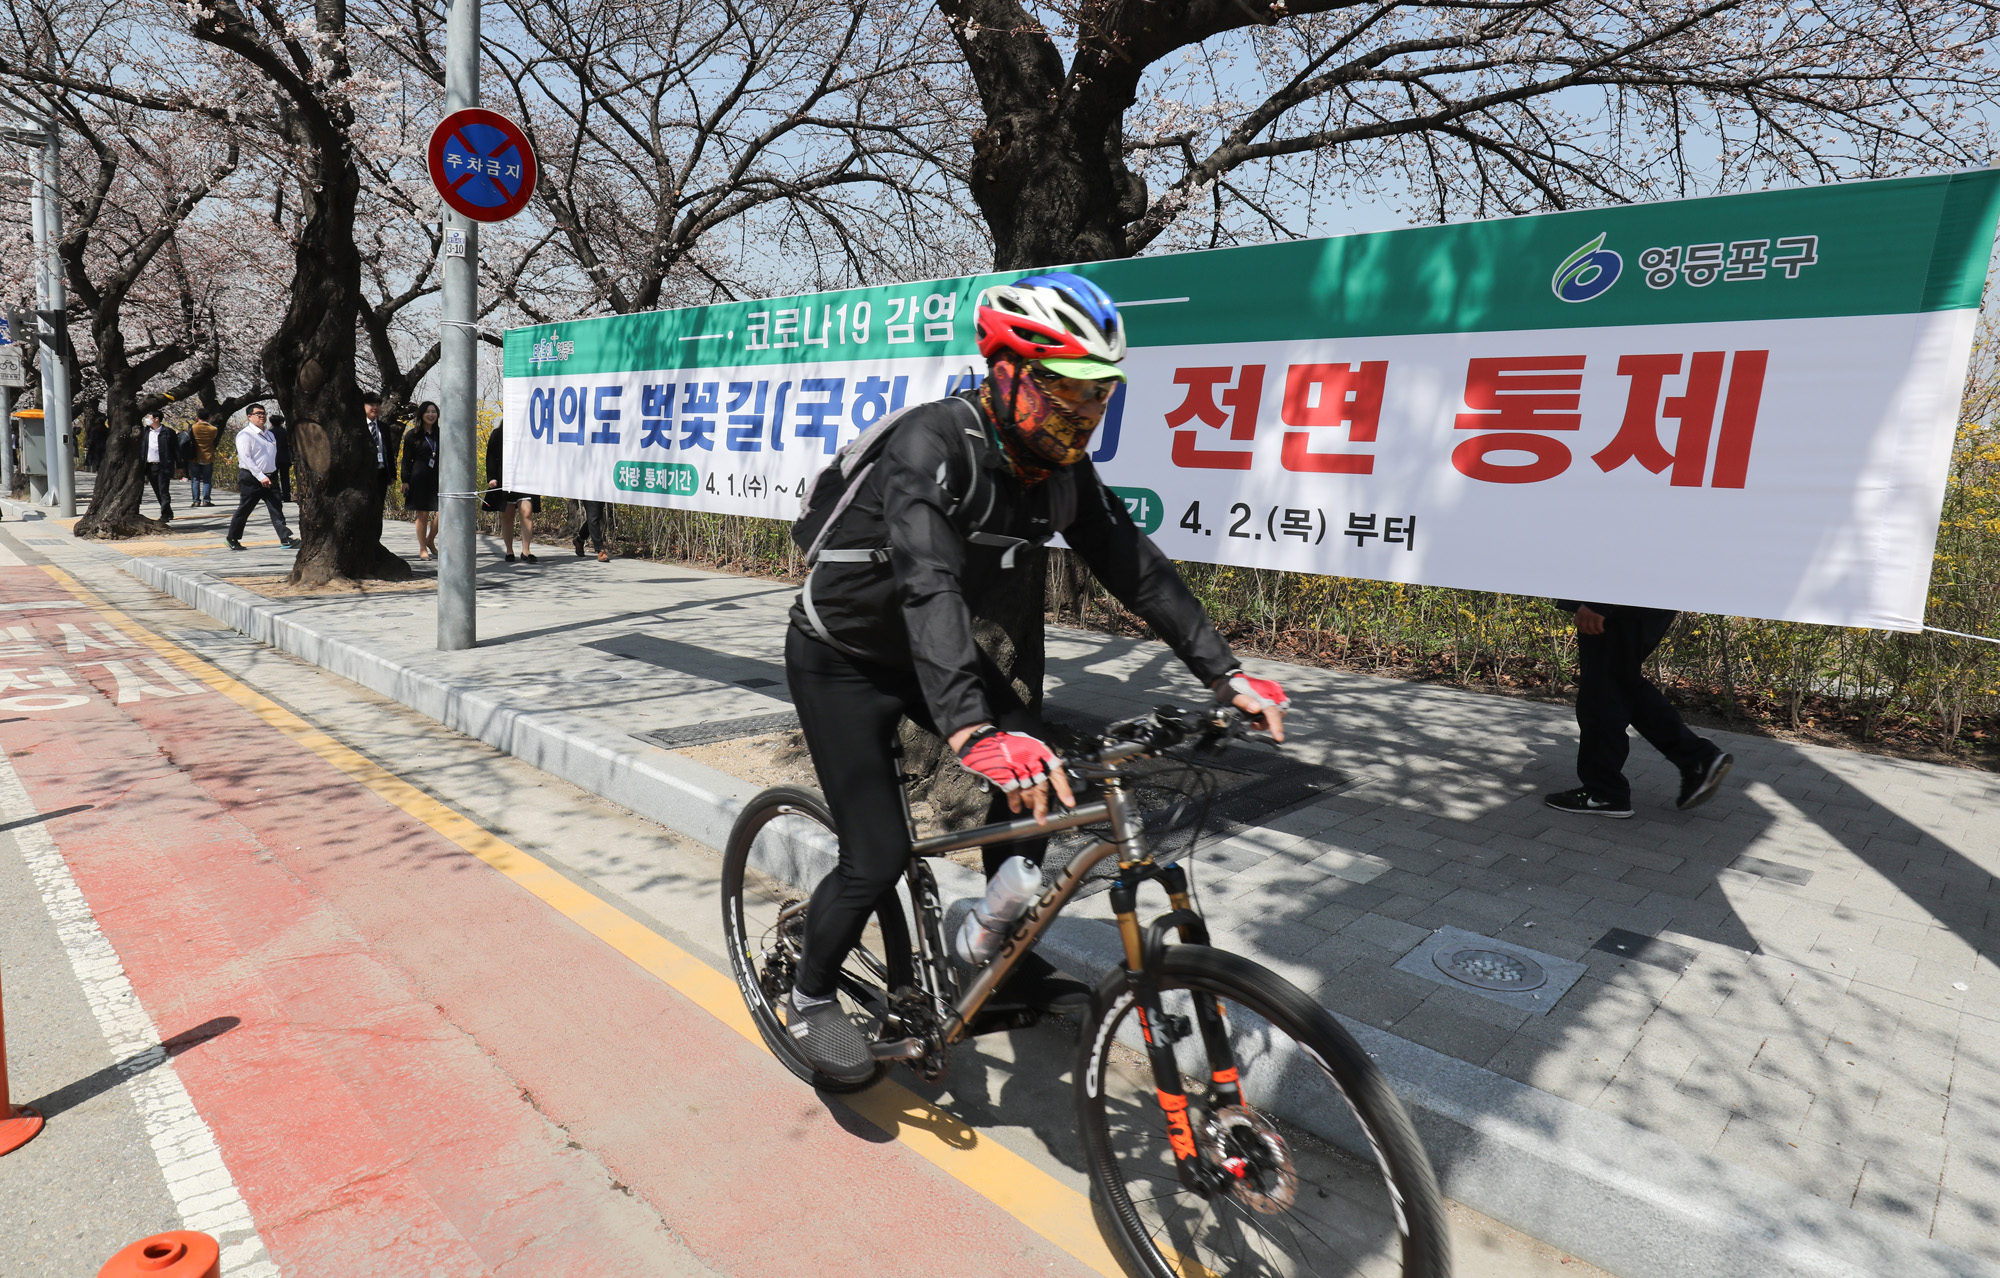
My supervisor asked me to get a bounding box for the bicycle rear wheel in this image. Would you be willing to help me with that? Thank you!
[1078,946,1450,1277]
[721,785,912,1092]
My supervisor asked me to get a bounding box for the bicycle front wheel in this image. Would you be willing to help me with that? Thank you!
[1078,945,1450,1278]
[720,785,912,1092]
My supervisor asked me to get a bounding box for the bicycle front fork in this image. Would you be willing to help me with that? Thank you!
[1110,863,1243,1193]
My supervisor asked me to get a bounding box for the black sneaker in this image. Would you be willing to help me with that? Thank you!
[1677,750,1734,811]
[226,539,245,551]
[280,537,298,549]
[573,541,586,557]
[1545,787,1633,819]
[784,992,876,1085]
[1001,952,1093,1017]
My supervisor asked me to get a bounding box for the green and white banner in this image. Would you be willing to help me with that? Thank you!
[503,171,2000,631]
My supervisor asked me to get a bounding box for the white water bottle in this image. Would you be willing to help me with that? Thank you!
[954,856,1043,965]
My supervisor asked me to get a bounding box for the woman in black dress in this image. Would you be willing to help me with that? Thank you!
[482,422,541,562]
[401,400,442,560]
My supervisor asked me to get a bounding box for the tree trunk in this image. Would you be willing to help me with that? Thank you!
[268,160,408,588]
[969,104,1145,271]
[76,396,164,539]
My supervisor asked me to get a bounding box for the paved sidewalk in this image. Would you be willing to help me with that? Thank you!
[13,497,1997,1276]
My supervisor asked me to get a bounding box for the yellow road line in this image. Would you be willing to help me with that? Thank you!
[40,564,1125,1277]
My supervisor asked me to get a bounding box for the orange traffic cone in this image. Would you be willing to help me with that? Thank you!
[98,1231,221,1278]
[0,962,44,1156]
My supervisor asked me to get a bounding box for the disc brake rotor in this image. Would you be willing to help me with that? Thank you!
[1204,1104,1298,1213]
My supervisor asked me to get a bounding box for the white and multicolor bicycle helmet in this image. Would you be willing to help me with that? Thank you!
[974,271,1127,381]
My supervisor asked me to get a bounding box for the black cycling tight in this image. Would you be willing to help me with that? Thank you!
[786,625,1044,998]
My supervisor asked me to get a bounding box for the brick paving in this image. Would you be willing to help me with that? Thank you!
[48,502,1999,1262]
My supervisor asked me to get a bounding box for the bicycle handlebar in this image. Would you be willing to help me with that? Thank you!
[1071,704,1269,769]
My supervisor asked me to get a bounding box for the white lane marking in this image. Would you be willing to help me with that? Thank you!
[0,753,279,1275]
[57,621,128,652]
[74,659,202,703]
[0,599,82,609]
[0,693,89,711]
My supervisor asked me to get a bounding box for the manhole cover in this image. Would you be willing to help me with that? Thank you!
[568,669,623,684]
[1434,946,1546,991]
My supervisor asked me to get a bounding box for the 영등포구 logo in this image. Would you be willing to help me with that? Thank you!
[1552,234,1622,303]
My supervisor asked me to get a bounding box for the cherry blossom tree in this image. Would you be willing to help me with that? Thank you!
[937,0,2000,267]
[371,0,986,322]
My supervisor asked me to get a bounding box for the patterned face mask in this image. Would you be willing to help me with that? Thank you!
[980,355,1100,485]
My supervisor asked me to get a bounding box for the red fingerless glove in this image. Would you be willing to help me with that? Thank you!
[956,728,1060,793]
[1215,670,1289,711]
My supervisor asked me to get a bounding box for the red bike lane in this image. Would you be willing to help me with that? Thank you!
[0,564,1101,1277]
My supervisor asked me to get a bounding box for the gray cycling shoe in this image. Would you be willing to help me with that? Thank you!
[785,991,875,1085]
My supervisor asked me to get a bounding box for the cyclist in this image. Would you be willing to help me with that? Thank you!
[783,272,1289,1083]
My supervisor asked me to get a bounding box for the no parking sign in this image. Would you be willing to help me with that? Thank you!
[427,108,537,223]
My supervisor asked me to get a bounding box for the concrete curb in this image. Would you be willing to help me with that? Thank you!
[123,550,1995,1278]
[127,556,759,853]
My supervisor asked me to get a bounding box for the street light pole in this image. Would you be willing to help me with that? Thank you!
[435,0,480,651]
[40,130,73,518]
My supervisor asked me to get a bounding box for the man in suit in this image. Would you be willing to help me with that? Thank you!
[268,412,294,503]
[141,411,181,524]
[362,392,397,507]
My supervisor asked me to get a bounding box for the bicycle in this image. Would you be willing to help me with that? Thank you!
[721,705,1451,1277]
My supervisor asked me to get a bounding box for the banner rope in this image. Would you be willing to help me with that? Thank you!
[1923,624,2000,646]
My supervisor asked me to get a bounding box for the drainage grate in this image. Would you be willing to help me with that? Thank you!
[1435,946,1547,991]
[1393,926,1587,1015]
[634,712,800,751]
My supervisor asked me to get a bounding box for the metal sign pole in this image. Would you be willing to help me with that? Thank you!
[436,0,480,652]
[40,129,73,518]
[0,387,12,498]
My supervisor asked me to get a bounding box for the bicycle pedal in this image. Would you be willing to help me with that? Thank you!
[870,1036,928,1061]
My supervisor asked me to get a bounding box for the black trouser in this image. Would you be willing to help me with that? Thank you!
[574,500,608,552]
[1576,607,1710,801]
[787,625,1043,998]
[226,472,292,542]
[146,462,175,520]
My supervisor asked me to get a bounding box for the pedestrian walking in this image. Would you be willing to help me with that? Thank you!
[482,423,539,563]
[141,411,181,524]
[268,412,293,503]
[401,400,441,561]
[572,499,611,562]
[1545,600,1734,818]
[185,409,220,507]
[225,405,296,551]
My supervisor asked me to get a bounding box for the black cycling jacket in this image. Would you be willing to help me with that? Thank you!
[788,393,1239,736]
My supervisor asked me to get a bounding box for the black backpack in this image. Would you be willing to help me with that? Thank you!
[792,394,1049,571]
[792,395,1063,658]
